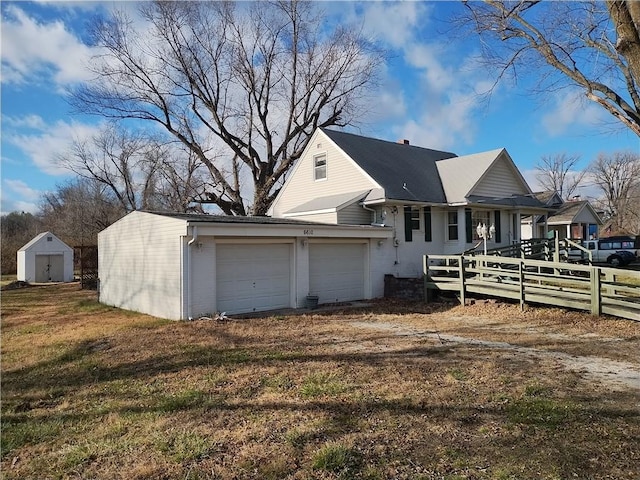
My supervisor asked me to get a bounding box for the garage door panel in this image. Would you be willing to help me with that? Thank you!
[309,244,365,304]
[216,244,291,314]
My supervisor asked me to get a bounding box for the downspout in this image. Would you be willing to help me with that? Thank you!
[361,203,378,224]
[187,225,199,320]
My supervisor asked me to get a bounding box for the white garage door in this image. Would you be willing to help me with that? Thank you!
[216,243,291,314]
[309,243,365,304]
[35,254,64,282]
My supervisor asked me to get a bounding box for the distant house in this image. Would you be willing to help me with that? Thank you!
[17,232,74,283]
[521,191,602,240]
[269,128,547,277]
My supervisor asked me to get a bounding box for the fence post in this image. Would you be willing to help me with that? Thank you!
[554,234,560,263]
[423,255,430,303]
[519,259,525,310]
[590,266,601,316]
[459,255,466,306]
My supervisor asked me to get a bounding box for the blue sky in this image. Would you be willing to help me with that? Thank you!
[2,1,639,215]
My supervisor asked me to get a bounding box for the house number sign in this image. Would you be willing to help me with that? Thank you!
[303,229,314,235]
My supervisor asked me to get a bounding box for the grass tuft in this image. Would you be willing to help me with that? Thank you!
[300,372,349,398]
[312,442,360,474]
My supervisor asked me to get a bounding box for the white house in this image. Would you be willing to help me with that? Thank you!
[99,128,549,319]
[98,211,391,319]
[17,232,74,283]
[269,128,548,278]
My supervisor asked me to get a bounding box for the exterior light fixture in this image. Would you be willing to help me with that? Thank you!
[476,222,495,255]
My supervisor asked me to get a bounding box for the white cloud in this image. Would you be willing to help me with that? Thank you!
[1,180,42,215]
[358,1,429,49]
[5,117,103,176]
[541,91,607,137]
[1,5,94,86]
[4,179,42,201]
[2,114,47,130]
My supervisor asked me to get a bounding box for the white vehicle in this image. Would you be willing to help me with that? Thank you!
[566,236,638,267]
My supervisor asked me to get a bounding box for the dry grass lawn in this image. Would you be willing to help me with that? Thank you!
[2,283,639,479]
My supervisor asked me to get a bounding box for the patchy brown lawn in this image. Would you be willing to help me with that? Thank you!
[2,284,639,479]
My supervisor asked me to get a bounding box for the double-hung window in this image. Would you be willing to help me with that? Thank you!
[314,154,327,181]
[447,211,458,241]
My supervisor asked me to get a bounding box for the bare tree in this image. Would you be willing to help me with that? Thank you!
[71,1,384,215]
[588,151,640,234]
[59,124,206,213]
[459,1,640,136]
[40,177,125,246]
[535,153,586,200]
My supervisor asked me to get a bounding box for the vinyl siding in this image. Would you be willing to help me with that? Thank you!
[338,202,372,225]
[574,206,599,224]
[98,211,185,320]
[270,130,378,219]
[471,154,529,197]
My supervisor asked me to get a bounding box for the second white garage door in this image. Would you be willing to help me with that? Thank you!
[309,243,365,304]
[216,243,292,314]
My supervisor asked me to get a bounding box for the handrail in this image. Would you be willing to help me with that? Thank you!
[424,254,640,322]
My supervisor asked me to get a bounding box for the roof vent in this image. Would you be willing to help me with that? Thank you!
[398,139,410,145]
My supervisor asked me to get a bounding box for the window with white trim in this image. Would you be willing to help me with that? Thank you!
[447,211,458,240]
[410,207,420,230]
[314,154,327,181]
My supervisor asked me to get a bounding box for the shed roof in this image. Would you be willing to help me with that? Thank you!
[18,231,72,252]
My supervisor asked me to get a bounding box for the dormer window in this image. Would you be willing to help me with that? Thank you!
[314,154,327,181]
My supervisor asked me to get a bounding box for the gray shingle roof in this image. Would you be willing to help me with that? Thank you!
[321,128,456,203]
[145,211,336,226]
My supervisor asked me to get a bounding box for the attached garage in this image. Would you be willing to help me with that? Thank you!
[98,211,391,320]
[17,232,74,283]
[309,243,366,304]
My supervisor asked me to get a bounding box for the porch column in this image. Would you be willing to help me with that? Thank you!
[513,211,522,242]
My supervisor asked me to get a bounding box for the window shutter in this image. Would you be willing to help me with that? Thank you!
[494,210,501,243]
[424,207,432,242]
[404,206,413,242]
[465,208,473,243]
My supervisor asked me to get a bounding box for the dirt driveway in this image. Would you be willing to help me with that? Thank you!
[310,299,640,393]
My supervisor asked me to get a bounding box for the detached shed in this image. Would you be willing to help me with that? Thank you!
[17,232,74,283]
[98,211,391,320]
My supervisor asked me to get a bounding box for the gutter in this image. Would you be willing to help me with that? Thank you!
[186,225,199,320]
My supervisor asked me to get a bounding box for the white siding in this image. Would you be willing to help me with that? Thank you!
[98,211,185,320]
[471,155,529,197]
[270,130,378,218]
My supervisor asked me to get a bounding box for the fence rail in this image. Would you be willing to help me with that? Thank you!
[424,255,640,322]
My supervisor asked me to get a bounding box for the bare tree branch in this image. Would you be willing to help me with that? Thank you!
[458,0,640,136]
[535,153,586,200]
[72,1,385,215]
